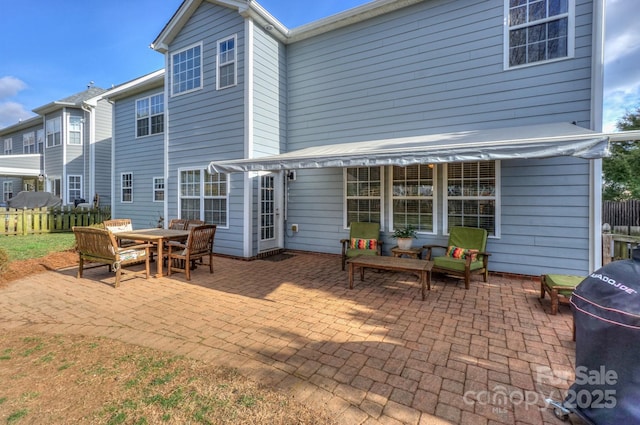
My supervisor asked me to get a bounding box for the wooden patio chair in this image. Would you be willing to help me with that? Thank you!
[423,226,490,289]
[168,218,188,230]
[340,222,382,271]
[540,274,584,315]
[167,224,217,281]
[72,226,151,288]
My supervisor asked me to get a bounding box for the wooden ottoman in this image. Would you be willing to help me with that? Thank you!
[540,274,584,315]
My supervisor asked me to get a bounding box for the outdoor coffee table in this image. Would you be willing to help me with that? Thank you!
[347,255,433,300]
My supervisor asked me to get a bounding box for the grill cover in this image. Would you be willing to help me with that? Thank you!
[567,248,640,424]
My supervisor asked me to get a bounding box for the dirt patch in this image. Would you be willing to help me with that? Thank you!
[0,250,78,289]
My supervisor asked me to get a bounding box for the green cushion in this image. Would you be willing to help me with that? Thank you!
[346,248,378,258]
[434,256,484,272]
[350,222,380,240]
[449,227,487,252]
[544,274,584,297]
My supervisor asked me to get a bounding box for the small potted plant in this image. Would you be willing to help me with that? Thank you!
[392,224,418,249]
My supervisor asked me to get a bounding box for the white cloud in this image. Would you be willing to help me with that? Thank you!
[0,102,34,129]
[0,76,27,99]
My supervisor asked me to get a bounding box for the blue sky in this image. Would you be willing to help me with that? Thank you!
[0,0,637,132]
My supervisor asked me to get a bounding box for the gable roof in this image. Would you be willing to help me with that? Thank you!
[33,87,107,115]
[151,0,424,51]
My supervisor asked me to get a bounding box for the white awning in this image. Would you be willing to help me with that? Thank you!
[208,122,610,173]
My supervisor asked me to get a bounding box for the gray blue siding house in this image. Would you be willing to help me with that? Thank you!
[0,87,112,207]
[113,0,610,277]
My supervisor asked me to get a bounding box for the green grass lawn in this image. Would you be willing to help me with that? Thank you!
[0,233,76,262]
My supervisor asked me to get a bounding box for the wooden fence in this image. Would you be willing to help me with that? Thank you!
[603,199,640,232]
[0,206,110,236]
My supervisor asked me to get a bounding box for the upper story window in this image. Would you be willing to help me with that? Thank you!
[444,161,499,236]
[506,0,573,68]
[344,167,382,228]
[46,117,62,147]
[391,164,435,233]
[23,132,35,153]
[171,43,202,96]
[68,116,82,145]
[217,35,237,89]
[4,138,12,155]
[36,129,44,153]
[136,93,164,137]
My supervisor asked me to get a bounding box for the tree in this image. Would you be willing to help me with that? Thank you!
[602,107,640,200]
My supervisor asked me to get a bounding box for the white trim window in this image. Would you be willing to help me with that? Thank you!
[46,117,62,147]
[444,161,499,236]
[68,116,82,145]
[344,167,382,228]
[3,181,12,202]
[217,35,237,89]
[391,164,435,233]
[67,175,82,203]
[171,43,202,96]
[121,173,133,203]
[153,177,164,202]
[3,138,12,155]
[179,169,228,226]
[23,132,35,153]
[505,0,574,68]
[136,93,164,137]
[36,129,44,153]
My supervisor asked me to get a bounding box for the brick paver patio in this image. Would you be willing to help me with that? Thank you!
[0,252,586,424]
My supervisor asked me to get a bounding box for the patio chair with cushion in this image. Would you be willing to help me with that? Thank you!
[72,226,151,288]
[167,224,217,281]
[340,222,382,271]
[540,274,584,315]
[423,226,490,289]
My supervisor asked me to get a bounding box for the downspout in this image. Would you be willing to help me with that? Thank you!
[589,0,606,272]
[81,103,95,203]
[244,17,255,258]
[163,54,170,228]
[62,107,67,204]
[107,99,116,215]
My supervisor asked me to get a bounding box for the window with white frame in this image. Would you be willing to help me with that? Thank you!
[68,116,82,145]
[344,167,382,227]
[3,182,12,202]
[153,177,164,202]
[67,175,82,203]
[23,132,35,153]
[36,129,44,153]
[46,117,62,147]
[136,93,164,137]
[217,35,236,89]
[445,161,498,236]
[121,173,133,203]
[392,164,435,232]
[3,138,12,155]
[506,0,573,67]
[171,43,202,96]
[179,169,228,225]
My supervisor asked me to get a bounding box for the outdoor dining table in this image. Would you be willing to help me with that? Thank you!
[114,228,190,277]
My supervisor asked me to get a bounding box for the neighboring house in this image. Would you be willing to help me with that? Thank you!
[0,86,112,207]
[113,0,611,277]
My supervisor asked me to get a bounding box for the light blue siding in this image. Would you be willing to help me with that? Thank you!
[166,2,246,256]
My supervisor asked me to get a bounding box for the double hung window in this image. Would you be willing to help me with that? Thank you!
[23,132,35,153]
[46,117,62,147]
[391,164,435,232]
[121,173,133,203]
[217,35,237,89]
[136,94,164,137]
[445,162,498,236]
[179,169,228,226]
[344,167,382,227]
[153,177,165,202]
[67,175,82,203]
[4,138,12,155]
[68,116,82,145]
[506,0,573,67]
[3,182,12,202]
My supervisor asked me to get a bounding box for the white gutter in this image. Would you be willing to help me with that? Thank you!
[243,17,255,258]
